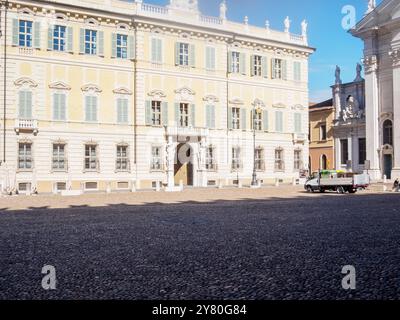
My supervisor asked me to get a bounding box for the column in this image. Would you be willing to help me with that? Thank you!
[391,50,400,178]
[334,138,341,170]
[166,136,175,189]
[347,136,353,172]
[352,135,359,172]
[363,55,381,180]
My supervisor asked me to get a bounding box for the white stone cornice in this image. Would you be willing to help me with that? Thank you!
[113,87,133,95]
[363,55,378,73]
[14,77,38,88]
[272,103,287,109]
[175,86,195,95]
[148,89,166,99]
[49,81,71,90]
[81,84,102,93]
[229,98,244,105]
[291,104,305,110]
[203,95,219,103]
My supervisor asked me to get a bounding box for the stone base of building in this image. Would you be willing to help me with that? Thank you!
[391,168,400,181]
[365,169,383,182]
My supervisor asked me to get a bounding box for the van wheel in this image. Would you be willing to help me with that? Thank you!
[306,185,314,193]
[336,186,345,194]
[319,188,325,193]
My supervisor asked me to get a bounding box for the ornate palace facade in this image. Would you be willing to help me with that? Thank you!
[0,0,314,194]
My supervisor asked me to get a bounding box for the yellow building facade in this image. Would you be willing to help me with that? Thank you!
[0,0,314,194]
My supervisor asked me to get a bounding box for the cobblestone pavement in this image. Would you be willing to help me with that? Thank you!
[1,187,400,299]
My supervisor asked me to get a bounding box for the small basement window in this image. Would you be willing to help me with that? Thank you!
[18,182,31,192]
[117,181,129,189]
[85,182,98,190]
[56,182,67,191]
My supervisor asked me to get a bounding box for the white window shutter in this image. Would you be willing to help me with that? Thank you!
[175,103,180,125]
[175,42,180,65]
[34,22,41,49]
[228,108,233,129]
[47,25,54,51]
[157,39,162,63]
[190,104,196,127]
[271,59,276,79]
[79,29,85,54]
[98,31,104,56]
[262,56,268,78]
[67,27,73,53]
[145,101,152,125]
[60,93,66,120]
[228,52,232,73]
[211,105,216,129]
[294,113,302,133]
[151,38,157,62]
[12,19,19,46]
[240,108,247,130]
[240,53,246,75]
[53,93,59,120]
[162,102,168,126]
[111,33,117,58]
[128,35,135,60]
[263,110,269,131]
[282,60,288,80]
[189,44,196,68]
[250,55,255,76]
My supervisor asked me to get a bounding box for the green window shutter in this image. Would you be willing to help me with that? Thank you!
[111,33,117,58]
[98,31,104,56]
[162,102,168,126]
[67,27,73,53]
[47,25,54,51]
[240,108,247,130]
[294,61,301,81]
[228,52,232,73]
[250,55,255,76]
[34,22,41,49]
[282,59,287,80]
[206,105,211,128]
[239,53,246,75]
[189,44,195,68]
[263,110,269,131]
[228,107,233,129]
[116,98,122,123]
[250,110,254,130]
[175,103,180,125]
[145,101,152,125]
[151,38,156,62]
[276,111,283,132]
[79,29,85,54]
[60,93,66,120]
[294,113,302,133]
[93,97,98,121]
[211,105,216,129]
[128,35,135,60]
[175,42,180,65]
[157,39,162,63]
[206,47,215,70]
[124,99,129,123]
[190,104,196,127]
[262,56,268,78]
[205,47,210,70]
[19,91,26,118]
[12,19,19,46]
[85,96,90,121]
[53,93,60,120]
[271,59,276,79]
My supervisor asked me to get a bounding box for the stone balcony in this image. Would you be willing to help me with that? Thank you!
[166,126,209,138]
[293,133,307,144]
[14,119,38,135]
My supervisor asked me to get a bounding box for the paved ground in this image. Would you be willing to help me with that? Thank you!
[1,187,400,300]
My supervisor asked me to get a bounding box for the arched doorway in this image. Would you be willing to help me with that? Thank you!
[321,154,327,170]
[174,143,193,186]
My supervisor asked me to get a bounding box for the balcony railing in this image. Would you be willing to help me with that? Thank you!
[293,133,307,143]
[19,47,34,55]
[200,15,223,25]
[141,3,169,15]
[150,163,165,172]
[15,119,38,134]
[166,126,209,137]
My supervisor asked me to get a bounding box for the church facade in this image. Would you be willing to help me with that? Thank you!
[0,0,314,194]
[352,0,400,180]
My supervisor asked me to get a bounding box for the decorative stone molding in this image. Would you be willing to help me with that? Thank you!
[85,17,100,26]
[379,112,393,123]
[14,77,38,88]
[252,98,265,108]
[272,103,286,109]
[389,50,400,67]
[229,98,244,105]
[49,81,71,90]
[363,55,378,73]
[291,104,305,110]
[148,89,166,99]
[81,84,102,93]
[175,87,195,102]
[113,87,133,95]
[54,13,69,21]
[203,94,219,103]
[18,7,35,16]
[52,138,67,145]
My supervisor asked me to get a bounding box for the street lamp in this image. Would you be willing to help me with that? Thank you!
[251,105,262,187]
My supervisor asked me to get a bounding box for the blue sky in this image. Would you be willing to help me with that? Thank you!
[134,0,379,102]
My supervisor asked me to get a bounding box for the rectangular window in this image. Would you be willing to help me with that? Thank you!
[151,146,162,171]
[85,96,98,122]
[320,123,327,141]
[53,93,66,120]
[359,138,366,165]
[179,43,189,66]
[117,98,128,124]
[85,29,97,55]
[294,150,302,170]
[18,143,33,170]
[53,25,66,51]
[19,20,33,47]
[151,38,162,63]
[294,113,302,133]
[232,147,241,171]
[275,148,285,171]
[275,111,283,132]
[293,61,301,81]
[116,34,128,59]
[232,107,240,130]
[151,101,162,126]
[206,46,216,70]
[116,145,129,171]
[273,59,283,79]
[255,148,265,171]
[253,110,262,131]
[340,139,349,165]
[206,147,217,171]
[84,145,98,171]
[253,55,262,77]
[52,144,66,171]
[231,52,240,73]
[179,103,189,127]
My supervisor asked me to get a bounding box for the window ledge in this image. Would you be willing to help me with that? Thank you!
[16,169,34,173]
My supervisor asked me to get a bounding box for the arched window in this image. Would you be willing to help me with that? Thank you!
[383,120,393,145]
[321,154,327,170]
